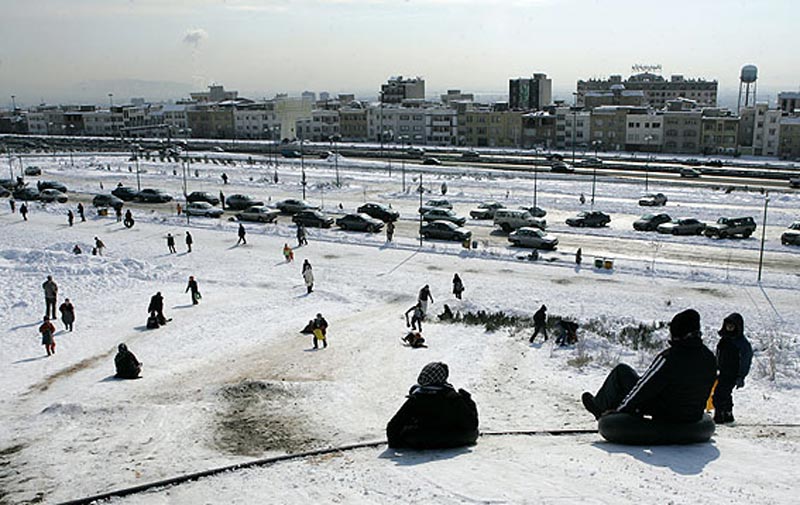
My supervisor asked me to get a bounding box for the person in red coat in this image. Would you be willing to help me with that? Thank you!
[39,316,56,356]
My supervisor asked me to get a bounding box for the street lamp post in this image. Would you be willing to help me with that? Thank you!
[182,155,191,225]
[571,109,577,165]
[108,93,113,108]
[331,134,341,187]
[418,173,423,247]
[590,140,601,206]
[758,192,770,283]
[533,164,539,210]
[644,134,654,192]
[300,138,307,200]
[10,95,16,111]
[131,143,142,191]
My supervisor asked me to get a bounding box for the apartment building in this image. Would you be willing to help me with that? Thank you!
[459,106,521,148]
[425,108,458,146]
[590,106,643,151]
[233,102,279,140]
[521,111,556,148]
[190,85,238,103]
[583,87,645,110]
[339,107,367,141]
[186,104,236,139]
[778,92,800,113]
[297,109,340,141]
[367,105,426,144]
[578,73,718,108]
[739,103,781,156]
[380,76,425,104]
[701,110,739,154]
[778,117,800,160]
[625,113,664,151]
[555,107,591,149]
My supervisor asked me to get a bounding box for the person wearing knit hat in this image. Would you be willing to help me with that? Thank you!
[712,313,753,424]
[580,308,716,424]
[387,362,478,449]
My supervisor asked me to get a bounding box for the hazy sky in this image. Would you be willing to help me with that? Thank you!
[1,0,798,106]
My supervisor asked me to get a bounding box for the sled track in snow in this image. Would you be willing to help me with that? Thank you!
[56,424,800,505]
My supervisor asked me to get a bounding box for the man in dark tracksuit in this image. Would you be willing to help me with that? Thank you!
[581,309,717,423]
[713,313,752,424]
[387,362,479,449]
[530,304,548,343]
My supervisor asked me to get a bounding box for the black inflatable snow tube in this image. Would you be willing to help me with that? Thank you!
[598,413,715,445]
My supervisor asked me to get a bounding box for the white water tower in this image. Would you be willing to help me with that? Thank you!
[738,65,758,112]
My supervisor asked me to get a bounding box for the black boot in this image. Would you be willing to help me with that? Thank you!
[581,392,602,420]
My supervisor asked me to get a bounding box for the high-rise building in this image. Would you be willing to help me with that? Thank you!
[509,73,552,111]
[577,73,717,109]
[778,92,800,113]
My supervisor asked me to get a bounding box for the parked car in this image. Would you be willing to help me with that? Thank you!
[336,213,384,232]
[0,178,23,191]
[357,202,399,222]
[422,157,442,166]
[550,161,575,173]
[518,205,547,218]
[318,151,334,159]
[493,209,546,232]
[0,186,9,198]
[422,208,467,226]
[12,187,40,201]
[633,213,672,232]
[37,180,68,193]
[638,193,668,206]
[680,167,701,178]
[704,216,756,239]
[508,227,558,250]
[469,201,506,220]
[23,166,42,176]
[418,199,452,214]
[705,159,724,167]
[788,178,800,189]
[546,153,564,161]
[281,149,302,158]
[781,221,800,246]
[185,201,224,218]
[576,157,603,168]
[38,189,68,203]
[187,191,221,206]
[112,186,140,201]
[461,150,480,160]
[657,217,706,235]
[275,198,320,214]
[236,205,280,223]
[566,211,611,228]
[92,194,124,210]
[292,209,334,228]
[137,188,173,203]
[420,220,472,242]
[683,158,702,166]
[226,194,265,211]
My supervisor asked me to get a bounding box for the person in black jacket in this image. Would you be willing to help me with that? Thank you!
[713,313,753,424]
[581,309,717,423]
[185,276,200,305]
[530,304,548,343]
[115,343,141,379]
[148,292,166,325]
[387,362,479,449]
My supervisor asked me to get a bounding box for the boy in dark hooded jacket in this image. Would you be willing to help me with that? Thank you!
[713,313,752,424]
[115,343,142,379]
[387,362,479,449]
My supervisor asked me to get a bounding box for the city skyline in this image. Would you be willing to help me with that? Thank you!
[1,0,798,106]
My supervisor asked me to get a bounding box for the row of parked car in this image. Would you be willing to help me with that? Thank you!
[633,214,758,238]
[0,179,70,203]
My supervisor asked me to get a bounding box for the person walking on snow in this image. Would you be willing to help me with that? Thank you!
[59,298,75,331]
[115,205,122,222]
[9,199,15,213]
[94,237,105,255]
[220,191,225,210]
[67,210,74,226]
[575,248,582,266]
[185,231,193,253]
[148,292,167,325]
[237,223,247,245]
[452,274,464,300]
[283,243,294,262]
[386,220,395,242]
[42,275,58,319]
[530,304,548,343]
[166,233,177,253]
[185,276,201,305]
[311,313,329,349]
[713,313,753,424]
[302,260,314,293]
[20,203,28,221]
[77,202,85,222]
[40,316,56,356]
[405,302,425,332]
[418,285,434,317]
[297,224,308,247]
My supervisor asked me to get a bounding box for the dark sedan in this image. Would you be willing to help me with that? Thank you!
[420,220,472,242]
[357,202,399,222]
[92,194,124,210]
[566,211,611,228]
[292,210,334,228]
[633,213,672,231]
[112,186,140,201]
[136,188,173,203]
[38,189,68,203]
[12,187,40,201]
[336,213,384,232]
[187,191,221,206]
[225,194,264,211]
[37,180,68,193]
[275,198,320,214]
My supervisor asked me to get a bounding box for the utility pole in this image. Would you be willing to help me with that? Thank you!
[757,192,770,283]
[533,165,538,210]
[301,138,306,200]
[418,173,423,247]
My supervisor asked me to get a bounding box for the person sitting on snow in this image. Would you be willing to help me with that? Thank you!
[114,343,141,379]
[402,331,427,348]
[387,362,479,449]
[581,309,716,423]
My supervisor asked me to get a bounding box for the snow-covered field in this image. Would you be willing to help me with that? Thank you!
[1,154,799,504]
